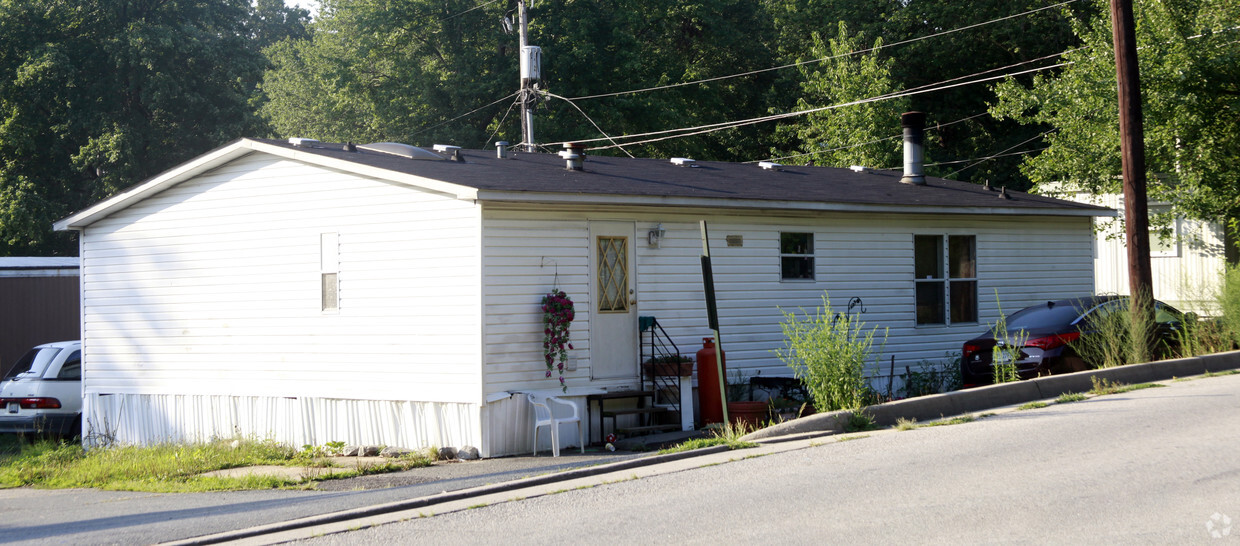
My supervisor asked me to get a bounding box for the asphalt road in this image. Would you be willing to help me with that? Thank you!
[298,373,1240,544]
[0,452,641,544]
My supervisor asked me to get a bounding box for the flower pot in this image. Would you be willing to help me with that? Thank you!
[727,401,769,429]
[642,359,694,377]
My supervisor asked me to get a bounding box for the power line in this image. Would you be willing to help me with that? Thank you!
[756,112,991,164]
[409,92,519,138]
[546,93,635,158]
[480,98,520,148]
[558,60,1069,151]
[566,0,1085,101]
[442,0,505,22]
[942,129,1058,178]
[922,147,1049,168]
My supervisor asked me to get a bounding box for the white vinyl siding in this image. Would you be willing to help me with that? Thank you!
[480,206,1094,391]
[1059,190,1226,314]
[80,154,483,404]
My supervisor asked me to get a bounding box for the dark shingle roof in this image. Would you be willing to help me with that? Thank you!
[255,138,1103,213]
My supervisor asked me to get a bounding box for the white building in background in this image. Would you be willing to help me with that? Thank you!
[1045,184,1233,315]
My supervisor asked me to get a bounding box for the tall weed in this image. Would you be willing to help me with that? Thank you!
[777,294,886,412]
[1213,262,1240,349]
[990,295,1026,383]
[1070,295,1159,368]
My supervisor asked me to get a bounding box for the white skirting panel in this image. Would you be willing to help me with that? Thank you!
[481,393,590,458]
[83,393,481,451]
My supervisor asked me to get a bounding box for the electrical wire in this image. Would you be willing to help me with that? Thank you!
[942,129,1058,178]
[480,97,520,148]
[919,147,1049,168]
[556,60,1069,151]
[566,0,1085,101]
[409,92,519,138]
[546,92,636,158]
[755,112,992,164]
[443,0,505,21]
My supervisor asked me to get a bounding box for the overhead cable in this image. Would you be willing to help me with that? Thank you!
[566,0,1085,101]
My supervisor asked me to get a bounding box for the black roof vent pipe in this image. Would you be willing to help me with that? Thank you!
[899,111,926,185]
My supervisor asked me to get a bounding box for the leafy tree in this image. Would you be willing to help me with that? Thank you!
[991,0,1240,222]
[771,22,908,168]
[249,0,312,51]
[881,0,1096,187]
[0,0,272,255]
[260,0,779,160]
[260,0,514,146]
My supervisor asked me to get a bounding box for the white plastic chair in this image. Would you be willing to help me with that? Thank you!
[528,393,584,457]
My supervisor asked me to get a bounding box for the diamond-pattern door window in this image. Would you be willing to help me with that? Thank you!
[598,236,629,312]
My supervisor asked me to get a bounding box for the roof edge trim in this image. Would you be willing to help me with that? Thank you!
[55,139,481,231]
[472,191,1117,218]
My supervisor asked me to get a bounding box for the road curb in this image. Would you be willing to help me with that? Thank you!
[164,444,732,545]
[743,350,1240,441]
[170,351,1240,544]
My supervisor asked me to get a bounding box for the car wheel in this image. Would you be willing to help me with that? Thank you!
[1053,352,1090,374]
[67,415,82,440]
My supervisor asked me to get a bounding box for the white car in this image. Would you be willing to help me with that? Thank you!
[0,340,82,437]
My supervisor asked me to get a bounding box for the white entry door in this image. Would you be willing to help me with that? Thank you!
[589,221,638,381]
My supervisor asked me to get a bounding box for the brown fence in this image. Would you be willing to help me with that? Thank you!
[0,276,80,378]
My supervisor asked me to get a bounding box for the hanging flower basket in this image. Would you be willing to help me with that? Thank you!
[541,289,575,392]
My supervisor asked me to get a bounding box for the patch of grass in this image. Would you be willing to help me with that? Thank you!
[918,415,976,428]
[657,422,757,455]
[836,434,869,442]
[894,417,918,431]
[1089,376,1164,395]
[1056,392,1088,403]
[0,437,434,492]
[844,411,878,432]
[1018,401,1049,410]
[1204,369,1240,377]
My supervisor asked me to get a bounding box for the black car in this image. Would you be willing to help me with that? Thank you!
[960,296,1186,387]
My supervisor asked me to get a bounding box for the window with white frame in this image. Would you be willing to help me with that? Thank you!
[1148,204,1180,258]
[780,232,814,280]
[321,232,339,311]
[914,234,977,325]
[1118,198,1181,258]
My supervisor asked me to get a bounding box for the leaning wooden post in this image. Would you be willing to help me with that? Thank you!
[1110,0,1154,361]
[700,221,728,425]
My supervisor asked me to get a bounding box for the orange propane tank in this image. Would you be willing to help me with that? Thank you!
[695,337,727,425]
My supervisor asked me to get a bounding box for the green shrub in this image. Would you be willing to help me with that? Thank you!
[899,352,962,398]
[776,294,886,412]
[1214,262,1240,349]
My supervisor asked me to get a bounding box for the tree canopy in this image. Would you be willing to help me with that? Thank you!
[992,0,1240,222]
[0,0,307,255]
[770,22,909,168]
[1,0,1236,254]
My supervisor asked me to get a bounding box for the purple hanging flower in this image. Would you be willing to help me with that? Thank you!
[541,288,575,393]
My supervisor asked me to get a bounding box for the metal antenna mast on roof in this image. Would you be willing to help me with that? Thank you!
[517,0,542,152]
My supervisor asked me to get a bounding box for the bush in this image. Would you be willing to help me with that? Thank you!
[776,294,886,412]
[899,352,962,398]
[1214,262,1240,349]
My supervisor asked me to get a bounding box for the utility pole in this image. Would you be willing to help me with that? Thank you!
[517,0,536,152]
[1110,0,1154,361]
